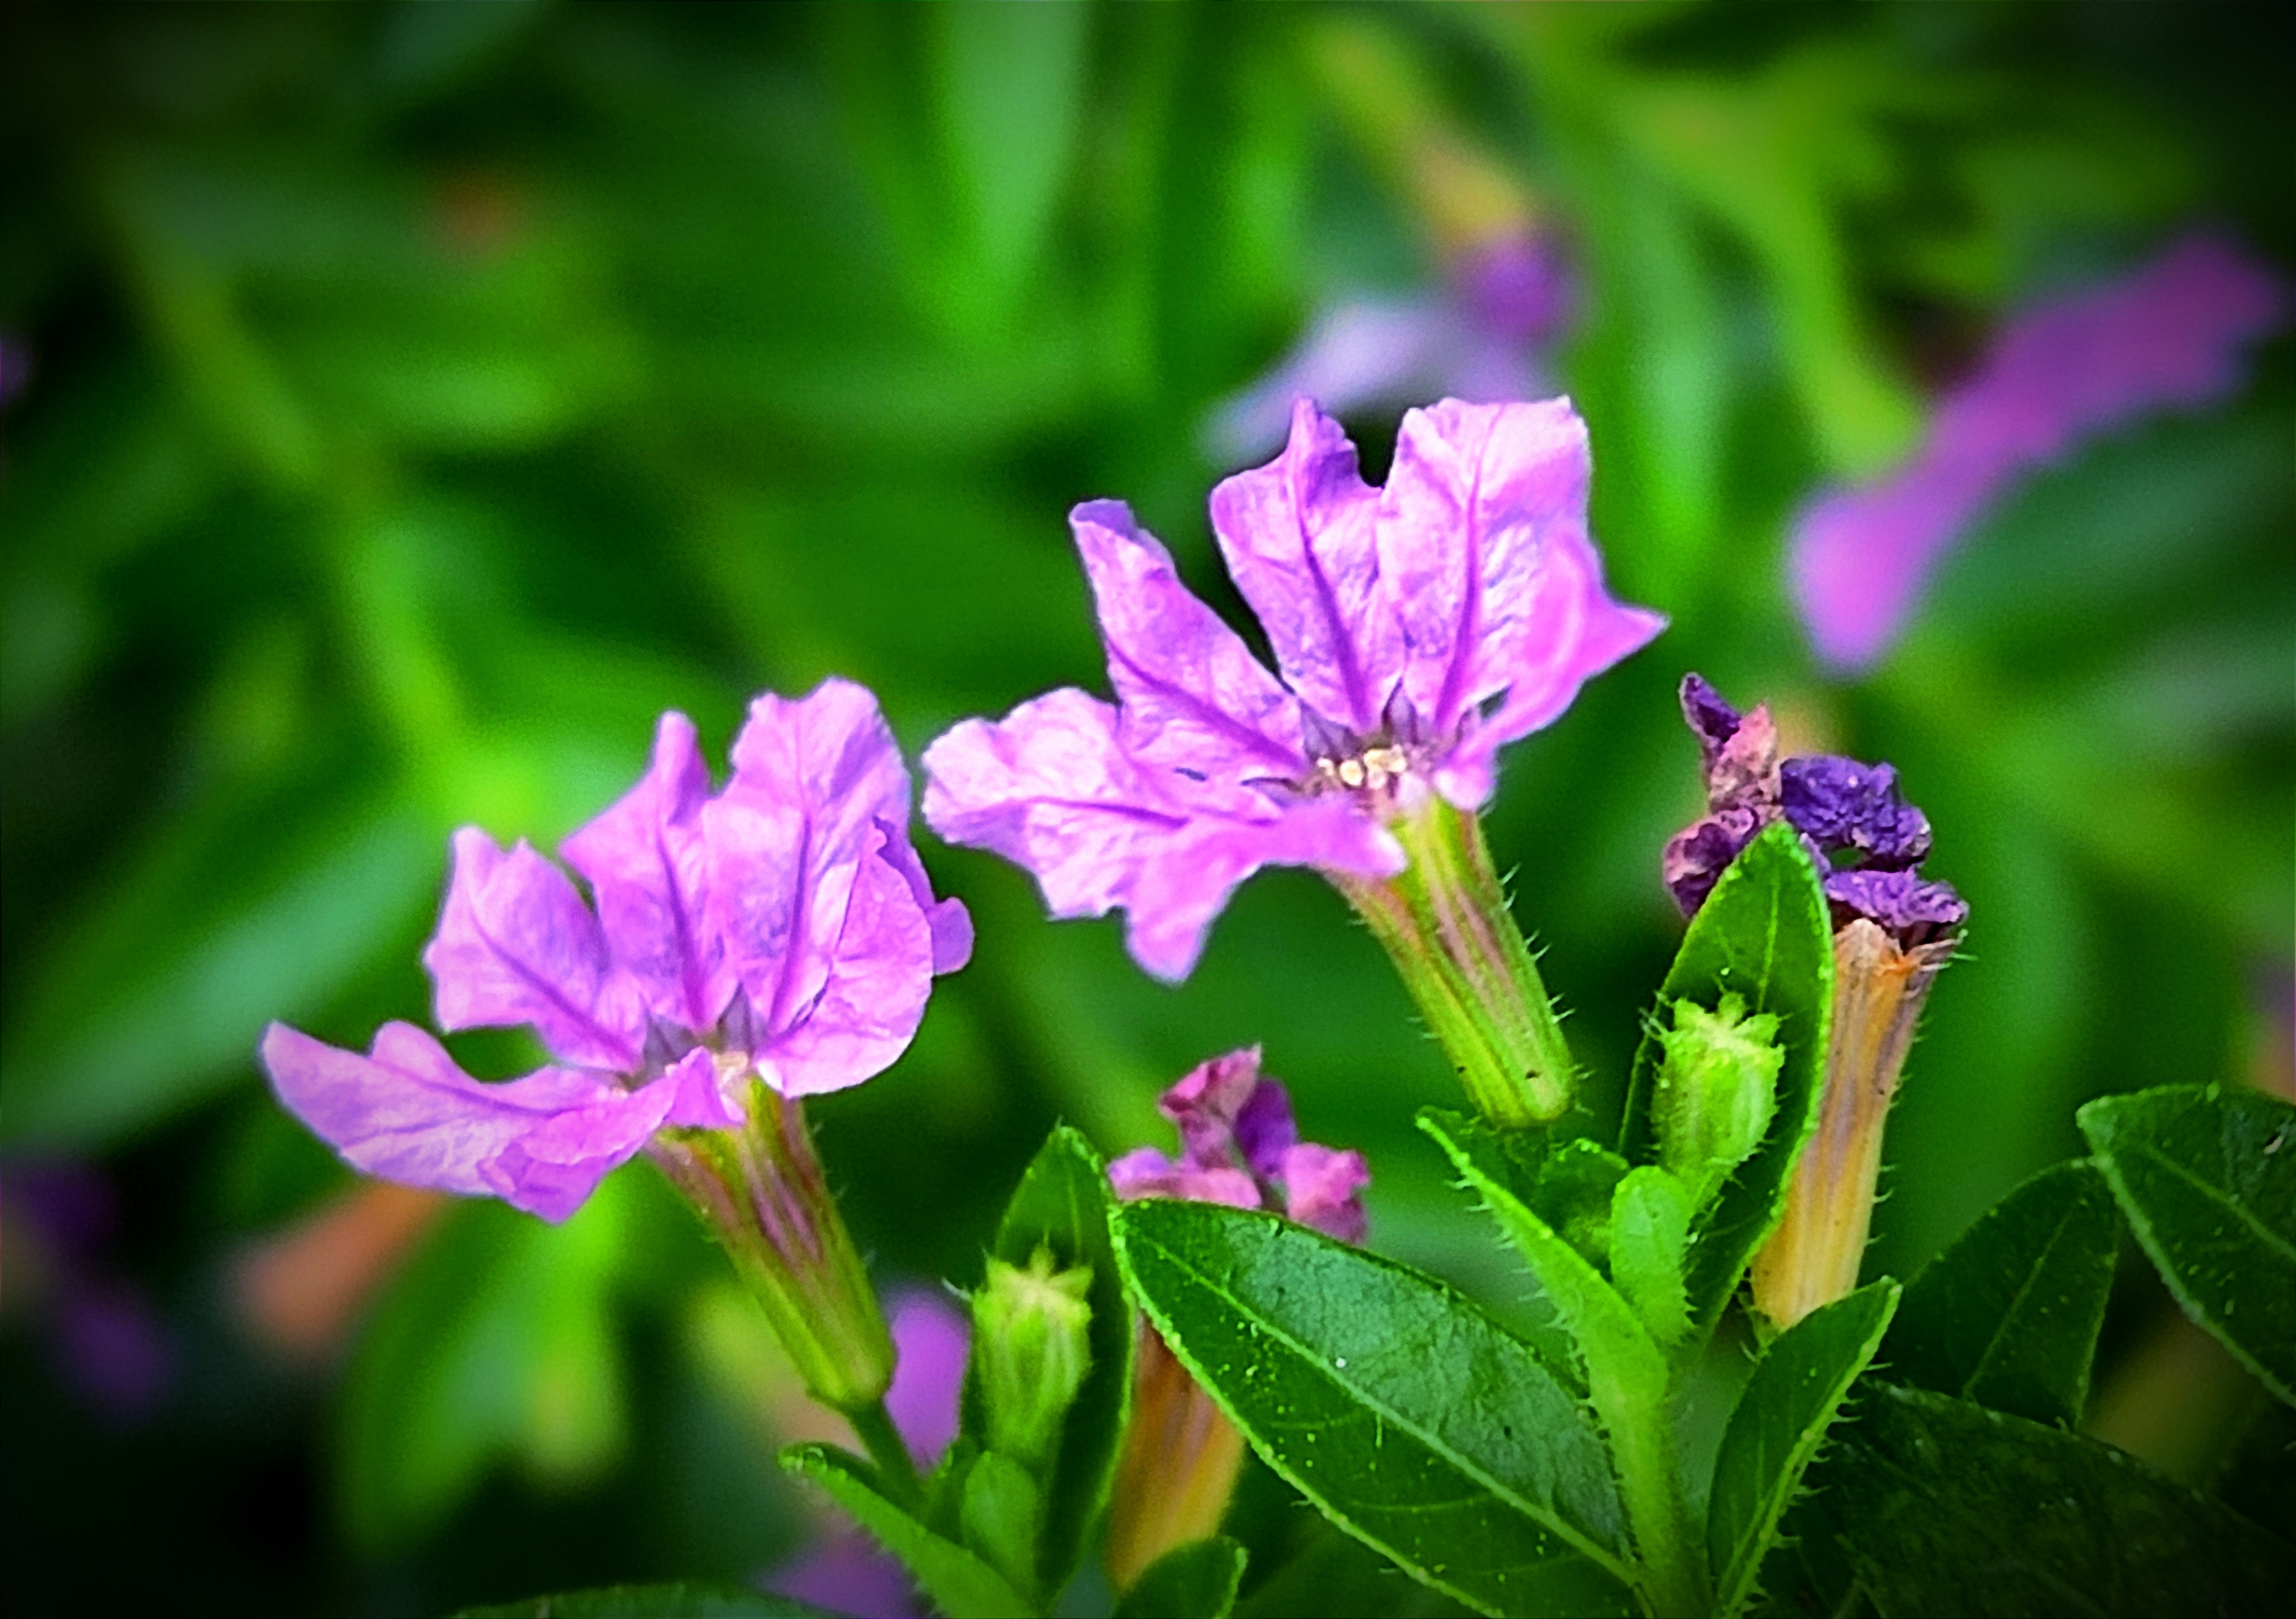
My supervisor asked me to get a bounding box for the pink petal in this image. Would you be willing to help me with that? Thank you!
[1379,398,1599,737]
[560,712,733,1036]
[1105,1148,1262,1211]
[259,1022,669,1223]
[422,830,646,1071]
[757,833,937,1098]
[1277,1142,1370,1244]
[884,1288,971,1465]
[1208,400,1399,734]
[1071,500,1307,783]
[663,1045,743,1130]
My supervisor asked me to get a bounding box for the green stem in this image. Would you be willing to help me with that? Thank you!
[1333,797,1577,1127]
[846,1396,926,1509]
[1601,1380,1708,1618]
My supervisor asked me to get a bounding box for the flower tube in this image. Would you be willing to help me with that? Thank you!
[261,681,971,1484]
[925,398,1663,1127]
[1659,675,1965,1329]
[1100,1049,1370,1592]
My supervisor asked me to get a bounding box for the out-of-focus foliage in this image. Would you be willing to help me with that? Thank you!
[0,4,2286,1614]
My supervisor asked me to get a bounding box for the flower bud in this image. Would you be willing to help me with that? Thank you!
[971,1246,1094,1472]
[1653,993,1784,1213]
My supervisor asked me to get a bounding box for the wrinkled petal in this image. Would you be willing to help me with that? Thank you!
[260,1021,666,1222]
[1430,520,1666,808]
[873,827,974,975]
[1105,1148,1262,1211]
[1208,401,1398,734]
[1780,756,1932,867]
[1825,868,1968,944]
[925,688,1401,983]
[1277,1142,1370,1244]
[1123,798,1402,982]
[560,711,732,1034]
[1158,1047,1270,1170]
[706,678,916,1044]
[1381,398,1604,736]
[757,831,937,1098]
[663,1045,744,1130]
[1662,809,1764,917]
[1072,500,1307,782]
[1679,674,1744,765]
[424,829,645,1071]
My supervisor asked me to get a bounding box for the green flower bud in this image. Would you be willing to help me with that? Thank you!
[972,1245,1094,1471]
[1654,992,1784,1213]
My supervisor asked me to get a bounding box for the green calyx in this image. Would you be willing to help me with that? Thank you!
[1653,992,1785,1214]
[973,1244,1095,1473]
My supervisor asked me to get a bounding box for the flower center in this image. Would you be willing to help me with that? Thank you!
[1310,744,1411,797]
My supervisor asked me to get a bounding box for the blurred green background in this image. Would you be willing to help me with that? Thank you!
[1,4,2288,1615]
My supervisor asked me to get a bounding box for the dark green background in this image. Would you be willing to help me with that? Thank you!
[2,4,2288,1614]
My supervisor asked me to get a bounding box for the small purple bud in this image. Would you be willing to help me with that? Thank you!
[1678,673,1744,762]
[1780,756,1933,867]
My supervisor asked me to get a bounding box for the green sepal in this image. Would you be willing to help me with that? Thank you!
[1112,1537,1247,1619]
[1884,1160,2120,1426]
[1619,821,1835,1332]
[2078,1084,2296,1406]
[1705,1280,1899,1618]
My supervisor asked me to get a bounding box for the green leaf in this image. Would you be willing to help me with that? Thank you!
[783,1444,1032,1619]
[971,1125,1133,1594]
[1884,1160,2121,1426]
[1112,1537,1247,1619]
[1112,1199,1636,1618]
[959,1450,1042,1599]
[2079,1085,2296,1406]
[1706,1281,1899,1618]
[457,1583,832,1618]
[1421,1110,1666,1415]
[1810,1383,2293,1616]
[1611,1166,1695,1347]
[1620,821,1836,1331]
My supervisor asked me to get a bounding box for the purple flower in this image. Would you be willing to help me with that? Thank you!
[924,397,1663,980]
[1792,233,2288,673]
[1208,229,1576,464]
[1107,1047,1370,1245]
[1663,674,1964,945]
[263,680,971,1224]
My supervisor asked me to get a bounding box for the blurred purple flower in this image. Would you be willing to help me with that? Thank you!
[1792,232,2288,673]
[924,397,1661,980]
[1663,674,1965,945]
[1108,1047,1370,1243]
[1210,229,1575,463]
[4,1162,175,1422]
[767,1287,968,1619]
[262,681,971,1223]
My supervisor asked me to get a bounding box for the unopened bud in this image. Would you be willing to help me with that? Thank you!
[1654,993,1784,1212]
[972,1246,1094,1471]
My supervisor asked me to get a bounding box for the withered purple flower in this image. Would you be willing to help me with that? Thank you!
[924,397,1662,985]
[1663,673,1965,944]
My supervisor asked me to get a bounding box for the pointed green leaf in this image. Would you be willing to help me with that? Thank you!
[1112,1200,1636,1618]
[1611,1166,1695,1347]
[2079,1085,2296,1405]
[1620,821,1835,1330]
[1707,1281,1899,1617]
[1112,1537,1247,1619]
[970,1125,1133,1594]
[1884,1160,2120,1426]
[1810,1384,2293,1615]
[959,1450,1042,1599]
[782,1444,1031,1619]
[1421,1111,1667,1414]
[458,1584,832,1618]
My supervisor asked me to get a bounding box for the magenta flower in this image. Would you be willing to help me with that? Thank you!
[1107,1047,1370,1245]
[924,397,1663,983]
[262,679,971,1225]
[1792,232,2287,673]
